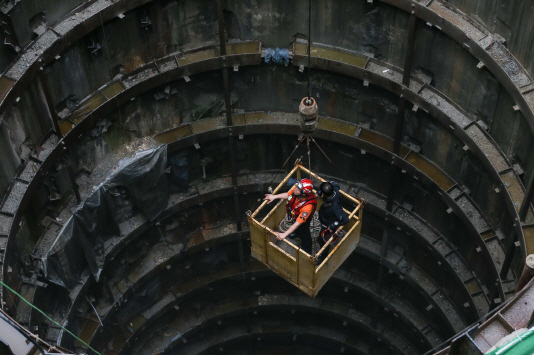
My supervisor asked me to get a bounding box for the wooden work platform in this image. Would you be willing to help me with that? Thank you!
[248,162,364,297]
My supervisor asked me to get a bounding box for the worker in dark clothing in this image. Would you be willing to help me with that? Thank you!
[264,179,317,255]
[315,181,349,264]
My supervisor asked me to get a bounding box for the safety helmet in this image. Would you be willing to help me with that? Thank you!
[320,182,334,197]
[296,179,314,195]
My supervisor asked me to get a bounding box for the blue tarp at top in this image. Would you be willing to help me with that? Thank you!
[265,47,290,66]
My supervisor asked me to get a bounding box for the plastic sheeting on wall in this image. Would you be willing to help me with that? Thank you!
[264,47,290,66]
[168,150,189,193]
[40,145,169,289]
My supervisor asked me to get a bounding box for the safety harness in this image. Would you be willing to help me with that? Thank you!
[286,193,317,223]
[320,227,345,246]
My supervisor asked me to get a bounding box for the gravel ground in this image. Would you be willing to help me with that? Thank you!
[465,125,508,172]
[19,161,39,182]
[457,196,489,232]
[394,208,439,243]
[1,181,27,214]
[420,88,471,127]
[446,253,473,281]
[429,1,486,41]
[0,214,12,235]
[7,31,59,80]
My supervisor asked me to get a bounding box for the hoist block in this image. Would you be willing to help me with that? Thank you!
[299,97,318,133]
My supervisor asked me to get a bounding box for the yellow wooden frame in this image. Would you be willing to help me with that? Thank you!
[248,161,364,297]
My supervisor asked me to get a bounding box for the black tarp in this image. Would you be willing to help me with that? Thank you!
[168,150,188,193]
[41,145,169,289]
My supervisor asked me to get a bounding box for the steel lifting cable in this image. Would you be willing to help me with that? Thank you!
[309,135,359,198]
[0,281,102,355]
[306,134,312,178]
[0,310,47,354]
[307,0,312,101]
[247,135,308,214]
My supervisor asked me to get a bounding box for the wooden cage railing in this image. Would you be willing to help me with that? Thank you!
[248,161,364,297]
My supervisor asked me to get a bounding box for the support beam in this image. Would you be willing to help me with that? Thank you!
[39,75,62,138]
[376,225,390,294]
[66,160,81,204]
[222,68,233,127]
[519,173,534,222]
[500,229,518,280]
[402,14,417,88]
[216,0,227,57]
[488,279,501,311]
[387,14,416,212]
[393,13,417,155]
[372,224,390,328]
[216,0,242,270]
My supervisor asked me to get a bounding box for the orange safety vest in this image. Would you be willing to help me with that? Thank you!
[286,193,317,223]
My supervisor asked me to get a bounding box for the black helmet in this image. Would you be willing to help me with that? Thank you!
[320,182,334,198]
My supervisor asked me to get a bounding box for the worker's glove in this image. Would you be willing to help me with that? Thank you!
[328,221,340,232]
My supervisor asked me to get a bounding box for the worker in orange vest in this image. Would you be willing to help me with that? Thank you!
[264,179,317,255]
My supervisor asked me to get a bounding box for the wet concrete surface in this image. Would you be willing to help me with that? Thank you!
[446,253,473,282]
[420,87,471,128]
[6,30,59,80]
[502,280,534,329]
[1,181,27,215]
[53,0,112,35]
[448,186,462,200]
[485,41,531,88]
[432,290,465,332]
[476,320,512,352]
[0,214,12,236]
[358,189,386,210]
[429,1,486,41]
[472,293,490,315]
[33,223,62,259]
[432,238,453,255]
[367,61,403,85]
[500,170,527,213]
[464,278,481,294]
[18,161,39,182]
[34,134,59,161]
[123,66,159,88]
[485,238,505,270]
[456,195,489,232]
[465,124,509,172]
[394,208,439,243]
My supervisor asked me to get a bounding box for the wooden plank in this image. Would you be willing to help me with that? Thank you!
[154,124,193,144]
[315,220,361,293]
[251,164,300,218]
[316,205,360,258]
[262,199,286,230]
[298,249,315,290]
[299,165,362,205]
[267,241,298,284]
[249,216,267,263]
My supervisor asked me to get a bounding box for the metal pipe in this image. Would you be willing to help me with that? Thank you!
[515,254,534,293]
